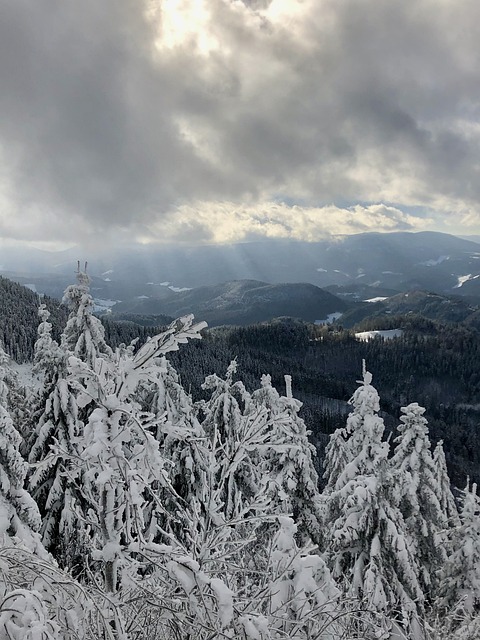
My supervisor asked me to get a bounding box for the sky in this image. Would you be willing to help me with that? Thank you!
[0,0,479,249]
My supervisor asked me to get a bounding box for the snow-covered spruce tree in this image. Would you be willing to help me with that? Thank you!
[323,364,386,528]
[433,439,460,528]
[27,304,87,569]
[322,424,349,493]
[437,481,480,618]
[0,334,117,639]
[175,361,275,594]
[391,402,448,600]
[199,360,267,522]
[0,343,42,552]
[61,264,112,366]
[138,354,208,543]
[19,304,56,459]
[0,340,29,449]
[66,315,206,595]
[323,368,424,637]
[249,373,324,547]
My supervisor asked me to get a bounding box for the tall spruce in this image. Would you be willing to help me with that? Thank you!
[323,367,424,636]
[437,481,480,616]
[433,439,460,528]
[250,373,324,547]
[391,403,447,599]
[141,354,207,542]
[200,361,266,522]
[27,304,87,568]
[0,344,42,553]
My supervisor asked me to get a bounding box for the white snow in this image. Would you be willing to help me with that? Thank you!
[101,270,114,276]
[93,299,119,313]
[364,297,388,303]
[355,329,403,342]
[454,274,480,288]
[315,311,343,325]
[316,268,327,272]
[419,255,449,266]
[210,578,234,628]
[168,286,192,293]
[10,362,42,391]
[154,281,192,292]
[137,295,150,299]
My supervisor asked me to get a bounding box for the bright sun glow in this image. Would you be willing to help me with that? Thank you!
[153,0,220,54]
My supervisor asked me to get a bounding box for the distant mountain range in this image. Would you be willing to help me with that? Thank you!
[3,231,480,320]
[110,279,347,326]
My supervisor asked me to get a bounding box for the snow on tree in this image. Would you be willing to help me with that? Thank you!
[0,545,127,640]
[433,439,460,528]
[199,360,266,522]
[249,373,325,547]
[391,402,448,598]
[26,305,87,569]
[66,314,207,594]
[322,425,349,493]
[0,589,59,639]
[0,343,43,554]
[265,516,341,639]
[323,367,424,636]
[137,517,345,640]
[323,363,388,532]
[437,481,480,617]
[138,354,207,542]
[61,263,112,368]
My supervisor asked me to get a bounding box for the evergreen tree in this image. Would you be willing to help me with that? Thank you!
[139,353,207,543]
[265,516,341,639]
[391,402,447,598]
[324,368,424,635]
[0,344,42,553]
[61,264,113,368]
[322,425,349,492]
[250,373,324,547]
[200,361,265,522]
[433,439,460,528]
[27,303,89,571]
[438,481,480,616]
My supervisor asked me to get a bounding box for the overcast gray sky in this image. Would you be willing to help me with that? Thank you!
[0,0,479,248]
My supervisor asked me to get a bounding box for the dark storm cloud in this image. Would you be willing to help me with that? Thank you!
[0,0,479,243]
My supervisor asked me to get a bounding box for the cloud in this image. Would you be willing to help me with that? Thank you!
[143,201,432,244]
[0,0,479,245]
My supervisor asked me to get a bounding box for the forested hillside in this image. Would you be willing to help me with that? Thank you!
[168,317,480,486]
[0,276,67,361]
[1,270,480,639]
[1,275,480,485]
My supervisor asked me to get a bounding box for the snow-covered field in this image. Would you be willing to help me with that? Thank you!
[355,329,403,342]
[315,311,343,325]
